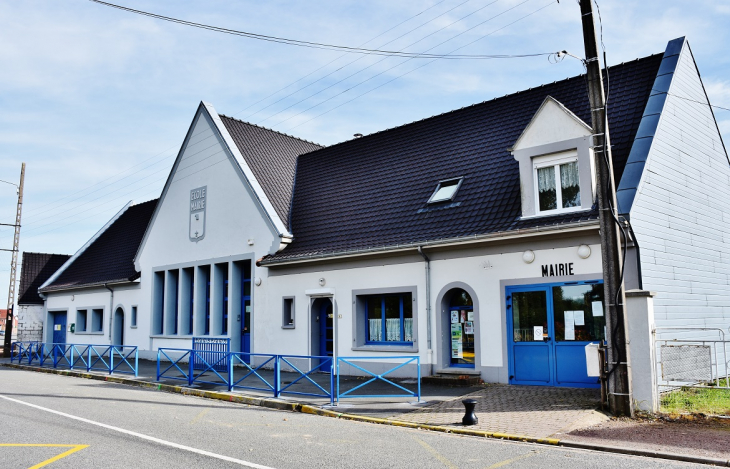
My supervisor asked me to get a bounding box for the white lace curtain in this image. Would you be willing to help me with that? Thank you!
[560,162,579,189]
[369,318,414,342]
[537,166,555,192]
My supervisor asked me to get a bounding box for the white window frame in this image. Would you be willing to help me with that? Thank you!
[532,150,582,215]
[428,177,463,204]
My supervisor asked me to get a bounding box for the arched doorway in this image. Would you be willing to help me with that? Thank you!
[113,307,124,346]
[445,289,475,368]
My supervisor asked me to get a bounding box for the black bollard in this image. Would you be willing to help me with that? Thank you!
[462,398,478,425]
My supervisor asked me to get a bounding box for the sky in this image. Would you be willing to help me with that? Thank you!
[1,0,729,306]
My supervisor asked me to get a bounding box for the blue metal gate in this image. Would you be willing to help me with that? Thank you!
[192,337,230,372]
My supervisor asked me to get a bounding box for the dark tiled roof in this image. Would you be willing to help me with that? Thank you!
[265,54,662,262]
[18,252,71,304]
[42,199,158,291]
[218,115,323,227]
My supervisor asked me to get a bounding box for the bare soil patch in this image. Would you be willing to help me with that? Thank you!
[564,416,730,460]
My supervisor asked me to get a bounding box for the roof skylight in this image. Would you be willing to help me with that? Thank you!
[428,178,463,204]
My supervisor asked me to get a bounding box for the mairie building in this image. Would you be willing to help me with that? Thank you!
[35,37,730,394]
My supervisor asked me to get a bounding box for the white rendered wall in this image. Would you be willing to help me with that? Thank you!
[265,238,603,382]
[44,284,141,346]
[135,109,280,352]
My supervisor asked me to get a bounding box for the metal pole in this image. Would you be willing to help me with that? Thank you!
[3,163,25,358]
[578,0,632,416]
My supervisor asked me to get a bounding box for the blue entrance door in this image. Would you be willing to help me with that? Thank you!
[319,300,333,359]
[52,312,67,344]
[507,281,604,388]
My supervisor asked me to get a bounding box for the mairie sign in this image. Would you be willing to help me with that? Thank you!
[189,186,207,241]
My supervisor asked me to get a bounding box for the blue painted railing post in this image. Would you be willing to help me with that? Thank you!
[330,360,335,406]
[417,358,421,402]
[70,346,74,370]
[336,358,340,404]
[135,349,139,377]
[110,346,115,375]
[274,356,280,398]
[188,351,195,386]
[156,350,161,381]
[87,346,92,372]
[228,352,234,392]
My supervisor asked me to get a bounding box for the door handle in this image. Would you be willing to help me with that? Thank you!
[543,336,551,342]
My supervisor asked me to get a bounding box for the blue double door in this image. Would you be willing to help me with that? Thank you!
[506,281,605,388]
[52,312,67,344]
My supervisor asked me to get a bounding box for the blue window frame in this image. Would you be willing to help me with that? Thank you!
[364,293,413,345]
[188,277,194,335]
[205,280,211,336]
[222,276,229,335]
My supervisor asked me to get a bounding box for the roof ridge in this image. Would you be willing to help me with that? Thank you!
[218,113,323,148]
[298,53,664,157]
[22,251,71,256]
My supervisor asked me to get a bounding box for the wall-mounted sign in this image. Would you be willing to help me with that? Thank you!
[189,186,207,241]
[541,262,574,277]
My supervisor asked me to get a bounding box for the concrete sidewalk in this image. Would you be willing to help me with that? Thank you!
[3,357,729,467]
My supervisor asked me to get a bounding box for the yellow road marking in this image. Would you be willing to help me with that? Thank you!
[189,408,211,424]
[485,451,537,468]
[0,444,89,469]
[411,436,458,469]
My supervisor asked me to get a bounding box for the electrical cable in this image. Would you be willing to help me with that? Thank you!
[24,1,561,239]
[240,0,483,123]
[21,1,481,227]
[89,0,552,60]
[282,0,558,133]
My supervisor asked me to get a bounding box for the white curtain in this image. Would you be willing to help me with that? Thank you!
[537,166,556,192]
[386,318,401,341]
[369,319,382,342]
[560,161,580,206]
[404,318,413,342]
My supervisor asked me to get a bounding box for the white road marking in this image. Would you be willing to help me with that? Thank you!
[0,394,275,469]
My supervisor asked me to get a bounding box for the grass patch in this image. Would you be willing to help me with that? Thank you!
[660,378,730,416]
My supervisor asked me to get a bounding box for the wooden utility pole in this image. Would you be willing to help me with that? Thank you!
[2,163,25,358]
[578,0,632,416]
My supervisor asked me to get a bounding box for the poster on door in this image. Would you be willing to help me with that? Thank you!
[464,321,474,334]
[451,311,459,323]
[451,339,463,359]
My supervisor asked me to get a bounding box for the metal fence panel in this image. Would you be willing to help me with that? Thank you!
[661,345,712,382]
[192,337,230,372]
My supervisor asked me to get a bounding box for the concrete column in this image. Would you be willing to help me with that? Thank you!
[625,289,657,412]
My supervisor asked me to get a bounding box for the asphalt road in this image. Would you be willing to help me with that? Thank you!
[0,368,707,469]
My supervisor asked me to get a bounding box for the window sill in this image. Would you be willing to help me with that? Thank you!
[519,207,592,220]
[352,344,418,353]
[281,325,295,330]
[130,326,137,329]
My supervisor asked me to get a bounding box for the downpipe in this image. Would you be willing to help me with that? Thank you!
[417,246,433,376]
[105,284,114,344]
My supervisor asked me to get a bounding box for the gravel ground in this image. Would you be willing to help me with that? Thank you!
[563,417,730,460]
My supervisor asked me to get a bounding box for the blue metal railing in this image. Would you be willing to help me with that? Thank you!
[277,355,333,403]
[157,349,334,404]
[336,356,421,402]
[229,352,277,394]
[10,341,138,376]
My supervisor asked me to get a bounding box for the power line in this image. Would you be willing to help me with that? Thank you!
[652,89,730,112]
[21,2,476,228]
[25,1,559,238]
[236,0,478,123]
[281,0,558,132]
[89,0,552,60]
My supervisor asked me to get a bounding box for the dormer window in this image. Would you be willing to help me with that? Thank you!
[511,96,595,219]
[534,151,581,214]
[428,177,463,204]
